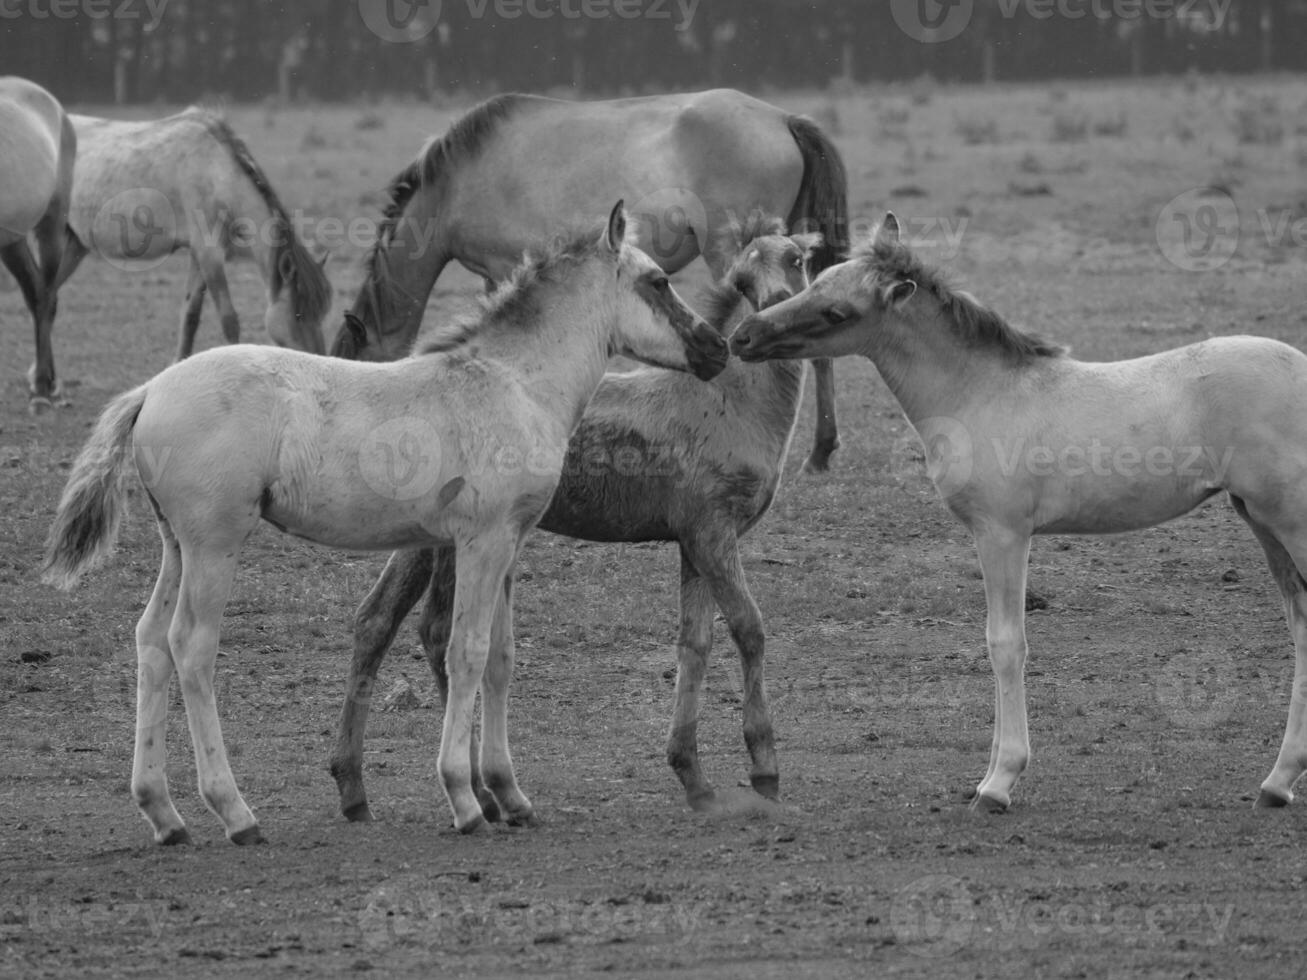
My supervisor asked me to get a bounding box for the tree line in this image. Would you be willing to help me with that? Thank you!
[2,0,1303,104]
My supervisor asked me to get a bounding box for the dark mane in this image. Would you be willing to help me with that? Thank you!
[360,94,527,329]
[418,225,604,355]
[192,109,332,328]
[854,237,1066,363]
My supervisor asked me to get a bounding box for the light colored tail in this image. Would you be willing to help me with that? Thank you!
[41,384,149,590]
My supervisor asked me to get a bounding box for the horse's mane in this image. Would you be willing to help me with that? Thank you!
[418,224,607,355]
[853,237,1066,363]
[360,94,526,328]
[701,212,791,335]
[191,109,332,327]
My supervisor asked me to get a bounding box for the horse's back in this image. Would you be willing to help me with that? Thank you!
[68,108,235,249]
[441,90,805,276]
[0,77,66,243]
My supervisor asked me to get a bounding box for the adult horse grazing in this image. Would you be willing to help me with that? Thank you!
[731,212,1307,812]
[331,214,819,823]
[42,204,728,844]
[0,76,76,410]
[62,108,330,358]
[330,88,849,472]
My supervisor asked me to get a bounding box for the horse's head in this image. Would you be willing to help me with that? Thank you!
[266,246,330,355]
[605,201,729,381]
[731,212,916,363]
[724,224,823,314]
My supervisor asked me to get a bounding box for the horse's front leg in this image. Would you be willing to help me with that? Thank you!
[438,528,518,832]
[330,547,435,823]
[194,247,241,345]
[478,560,536,825]
[175,253,209,360]
[972,528,1033,812]
[666,547,717,810]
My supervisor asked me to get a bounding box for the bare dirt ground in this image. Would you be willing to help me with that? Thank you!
[4,78,1307,978]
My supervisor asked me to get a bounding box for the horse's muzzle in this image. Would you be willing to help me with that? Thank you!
[688,319,730,380]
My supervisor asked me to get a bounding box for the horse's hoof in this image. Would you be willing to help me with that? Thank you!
[229,825,267,845]
[802,456,831,475]
[506,809,540,828]
[750,774,781,800]
[158,826,192,846]
[970,792,1009,814]
[686,788,718,813]
[455,813,487,835]
[1255,788,1291,809]
[342,801,374,823]
[476,792,503,824]
[27,396,53,416]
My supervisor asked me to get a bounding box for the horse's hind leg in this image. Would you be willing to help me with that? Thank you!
[419,545,502,822]
[330,547,434,822]
[175,253,209,360]
[972,529,1033,812]
[478,562,536,825]
[1230,497,1307,806]
[132,512,189,845]
[804,358,840,473]
[170,542,261,843]
[0,240,57,409]
[666,547,717,810]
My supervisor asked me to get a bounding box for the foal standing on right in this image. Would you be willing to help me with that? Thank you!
[732,212,1307,812]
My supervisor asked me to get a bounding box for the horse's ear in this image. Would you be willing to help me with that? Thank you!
[884,279,917,309]
[875,212,902,247]
[792,231,824,257]
[334,312,367,358]
[604,200,627,253]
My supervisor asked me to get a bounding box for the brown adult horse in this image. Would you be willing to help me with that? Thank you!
[0,76,76,411]
[330,89,849,472]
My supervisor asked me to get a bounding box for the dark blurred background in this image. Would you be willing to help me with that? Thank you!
[2,0,1304,104]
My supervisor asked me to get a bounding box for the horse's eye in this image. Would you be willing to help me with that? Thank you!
[790,255,804,269]
[824,307,849,325]
[654,277,670,291]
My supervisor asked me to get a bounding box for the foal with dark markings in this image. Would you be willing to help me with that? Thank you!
[732,212,1307,812]
[330,214,820,821]
[329,89,849,472]
[44,203,728,844]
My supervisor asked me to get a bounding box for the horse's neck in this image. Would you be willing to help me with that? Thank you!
[376,186,452,342]
[864,307,990,424]
[477,271,613,433]
[718,358,807,444]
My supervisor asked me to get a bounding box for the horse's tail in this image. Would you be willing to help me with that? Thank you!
[784,115,850,274]
[41,384,148,590]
